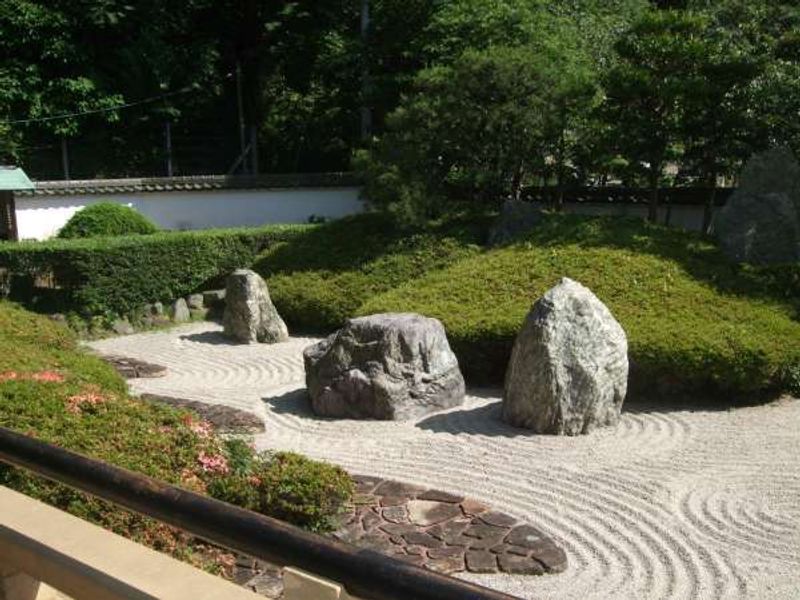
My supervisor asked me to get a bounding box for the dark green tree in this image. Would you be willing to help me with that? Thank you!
[603,10,711,222]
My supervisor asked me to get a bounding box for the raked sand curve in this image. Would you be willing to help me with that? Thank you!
[89,322,800,600]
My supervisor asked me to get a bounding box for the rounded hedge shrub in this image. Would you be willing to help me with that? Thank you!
[58,202,158,239]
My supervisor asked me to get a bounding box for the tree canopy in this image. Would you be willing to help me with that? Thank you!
[0,0,798,220]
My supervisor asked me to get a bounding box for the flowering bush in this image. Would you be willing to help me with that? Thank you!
[0,302,353,577]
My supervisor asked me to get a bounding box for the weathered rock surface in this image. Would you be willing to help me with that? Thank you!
[101,355,167,379]
[737,146,800,212]
[503,278,628,435]
[488,200,544,247]
[715,191,800,265]
[714,147,800,265]
[304,313,465,420]
[111,318,134,335]
[186,293,205,310]
[171,298,191,323]
[332,474,567,576]
[223,269,288,343]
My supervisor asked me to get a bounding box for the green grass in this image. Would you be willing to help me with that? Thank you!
[261,212,800,398]
[0,302,352,571]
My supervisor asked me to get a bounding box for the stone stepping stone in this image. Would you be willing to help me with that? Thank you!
[332,474,567,577]
[139,394,265,433]
[101,355,167,379]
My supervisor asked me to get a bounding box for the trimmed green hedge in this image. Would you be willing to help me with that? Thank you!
[0,225,309,316]
[58,202,158,239]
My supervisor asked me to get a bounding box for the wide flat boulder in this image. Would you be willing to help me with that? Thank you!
[223,269,288,343]
[503,278,628,435]
[304,313,465,420]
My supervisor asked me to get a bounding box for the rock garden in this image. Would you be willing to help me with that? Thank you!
[1,155,799,598]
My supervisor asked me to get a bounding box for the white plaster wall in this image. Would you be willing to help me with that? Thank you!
[15,187,364,240]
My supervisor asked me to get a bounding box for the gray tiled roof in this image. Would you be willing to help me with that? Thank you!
[17,173,360,197]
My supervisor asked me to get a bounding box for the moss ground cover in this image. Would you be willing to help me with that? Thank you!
[0,302,353,571]
[255,212,485,331]
[261,213,800,397]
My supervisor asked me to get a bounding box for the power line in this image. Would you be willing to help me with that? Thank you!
[2,74,234,126]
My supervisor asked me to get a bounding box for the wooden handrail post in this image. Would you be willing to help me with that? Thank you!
[0,566,40,600]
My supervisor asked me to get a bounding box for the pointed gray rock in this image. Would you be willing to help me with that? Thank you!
[503,278,628,435]
[223,269,288,343]
[304,313,465,420]
[171,298,191,323]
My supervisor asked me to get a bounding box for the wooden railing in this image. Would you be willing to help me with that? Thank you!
[0,427,519,600]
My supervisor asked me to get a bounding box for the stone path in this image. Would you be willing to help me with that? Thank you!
[89,323,800,600]
[336,475,566,576]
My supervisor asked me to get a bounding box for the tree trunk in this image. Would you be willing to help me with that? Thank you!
[510,163,525,202]
[702,170,717,235]
[647,167,659,223]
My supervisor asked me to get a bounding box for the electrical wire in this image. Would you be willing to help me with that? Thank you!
[2,72,234,126]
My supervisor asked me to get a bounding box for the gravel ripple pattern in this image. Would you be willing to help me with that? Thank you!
[89,322,800,600]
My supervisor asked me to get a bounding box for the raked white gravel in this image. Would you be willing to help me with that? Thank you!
[89,322,800,600]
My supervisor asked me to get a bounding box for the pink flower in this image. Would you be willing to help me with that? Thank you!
[66,390,107,414]
[247,475,262,486]
[31,371,65,383]
[189,420,214,438]
[197,452,229,474]
[0,370,64,383]
[157,425,174,434]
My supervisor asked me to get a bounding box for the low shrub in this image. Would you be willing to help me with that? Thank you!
[0,301,352,571]
[206,443,354,532]
[57,203,159,239]
[0,225,308,316]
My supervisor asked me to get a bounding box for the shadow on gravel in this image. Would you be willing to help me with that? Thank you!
[179,330,241,346]
[263,388,328,420]
[415,398,529,438]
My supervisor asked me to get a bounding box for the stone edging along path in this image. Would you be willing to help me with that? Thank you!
[335,475,566,576]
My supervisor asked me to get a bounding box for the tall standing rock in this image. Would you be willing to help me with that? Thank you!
[223,269,288,343]
[715,147,800,264]
[304,313,465,420]
[503,278,628,435]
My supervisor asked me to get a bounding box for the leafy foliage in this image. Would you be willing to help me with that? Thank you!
[257,213,800,398]
[356,41,599,222]
[255,213,483,331]
[0,302,353,571]
[0,224,308,316]
[57,203,158,239]
[207,446,354,532]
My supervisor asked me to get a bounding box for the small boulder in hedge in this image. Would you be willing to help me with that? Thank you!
[58,202,158,239]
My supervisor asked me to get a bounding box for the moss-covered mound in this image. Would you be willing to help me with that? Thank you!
[259,212,799,398]
[0,302,352,571]
[255,213,484,331]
